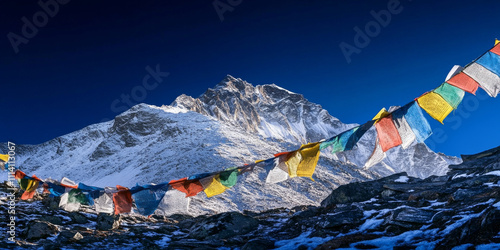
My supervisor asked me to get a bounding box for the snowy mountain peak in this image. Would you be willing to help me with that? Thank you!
[171,77,348,144]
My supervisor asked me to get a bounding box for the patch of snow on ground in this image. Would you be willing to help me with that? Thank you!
[484,170,500,176]
[476,243,500,250]
[337,229,439,250]
[452,243,474,250]
[452,173,475,180]
[274,231,334,250]
[394,176,409,183]
[493,201,500,209]
[359,218,384,231]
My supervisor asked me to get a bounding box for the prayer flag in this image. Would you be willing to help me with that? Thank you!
[446,72,479,94]
[264,157,289,184]
[156,188,190,216]
[374,114,402,152]
[59,189,89,212]
[47,182,65,197]
[95,190,114,214]
[219,168,239,188]
[132,185,168,216]
[463,63,500,97]
[322,128,358,153]
[391,108,416,149]
[21,190,36,200]
[364,138,386,169]
[345,121,375,150]
[60,177,78,189]
[296,142,321,180]
[200,175,227,198]
[417,92,454,124]
[433,83,465,109]
[113,185,133,214]
[492,42,500,55]
[169,178,204,197]
[476,51,500,76]
[372,108,391,121]
[59,192,80,212]
[0,154,8,162]
[285,150,302,178]
[19,178,39,200]
[403,102,432,142]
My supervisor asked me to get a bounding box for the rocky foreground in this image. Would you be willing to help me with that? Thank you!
[1,146,500,249]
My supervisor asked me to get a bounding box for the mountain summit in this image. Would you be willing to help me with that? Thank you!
[4,76,460,214]
[171,75,349,143]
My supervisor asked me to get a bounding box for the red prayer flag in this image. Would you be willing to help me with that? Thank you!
[42,183,51,194]
[21,190,36,200]
[113,185,133,214]
[375,115,402,152]
[446,72,479,94]
[273,151,290,157]
[14,170,26,180]
[491,44,500,56]
[169,178,204,197]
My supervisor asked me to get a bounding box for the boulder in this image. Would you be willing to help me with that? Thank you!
[321,206,364,229]
[188,211,259,240]
[69,212,88,224]
[96,213,120,231]
[390,207,435,224]
[242,238,275,250]
[25,220,58,240]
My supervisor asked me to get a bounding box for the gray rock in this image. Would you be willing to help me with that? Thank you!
[25,220,58,240]
[321,173,408,206]
[189,211,259,240]
[69,212,88,224]
[391,207,435,224]
[40,215,63,225]
[242,238,275,250]
[321,206,364,229]
[97,213,120,231]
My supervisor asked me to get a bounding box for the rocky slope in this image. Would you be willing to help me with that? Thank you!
[2,145,499,249]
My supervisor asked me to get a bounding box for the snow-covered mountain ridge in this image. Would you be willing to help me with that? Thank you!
[1,75,460,215]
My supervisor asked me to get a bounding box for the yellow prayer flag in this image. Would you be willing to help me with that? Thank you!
[417,92,453,124]
[372,108,391,123]
[25,180,39,192]
[285,151,302,178]
[201,175,227,198]
[296,142,321,180]
[495,39,499,46]
[0,154,8,162]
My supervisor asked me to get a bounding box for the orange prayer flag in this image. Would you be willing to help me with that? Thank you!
[493,41,500,55]
[169,178,204,197]
[21,190,36,200]
[113,185,133,214]
[375,115,402,152]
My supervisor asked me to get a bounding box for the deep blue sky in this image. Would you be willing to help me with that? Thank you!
[1,0,499,157]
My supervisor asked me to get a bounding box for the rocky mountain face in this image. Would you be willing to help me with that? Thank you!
[2,145,499,249]
[1,75,459,215]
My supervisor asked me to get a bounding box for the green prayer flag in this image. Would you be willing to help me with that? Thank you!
[219,168,238,188]
[68,189,89,205]
[433,83,465,109]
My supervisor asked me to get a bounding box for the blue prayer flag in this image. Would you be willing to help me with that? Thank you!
[476,51,500,77]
